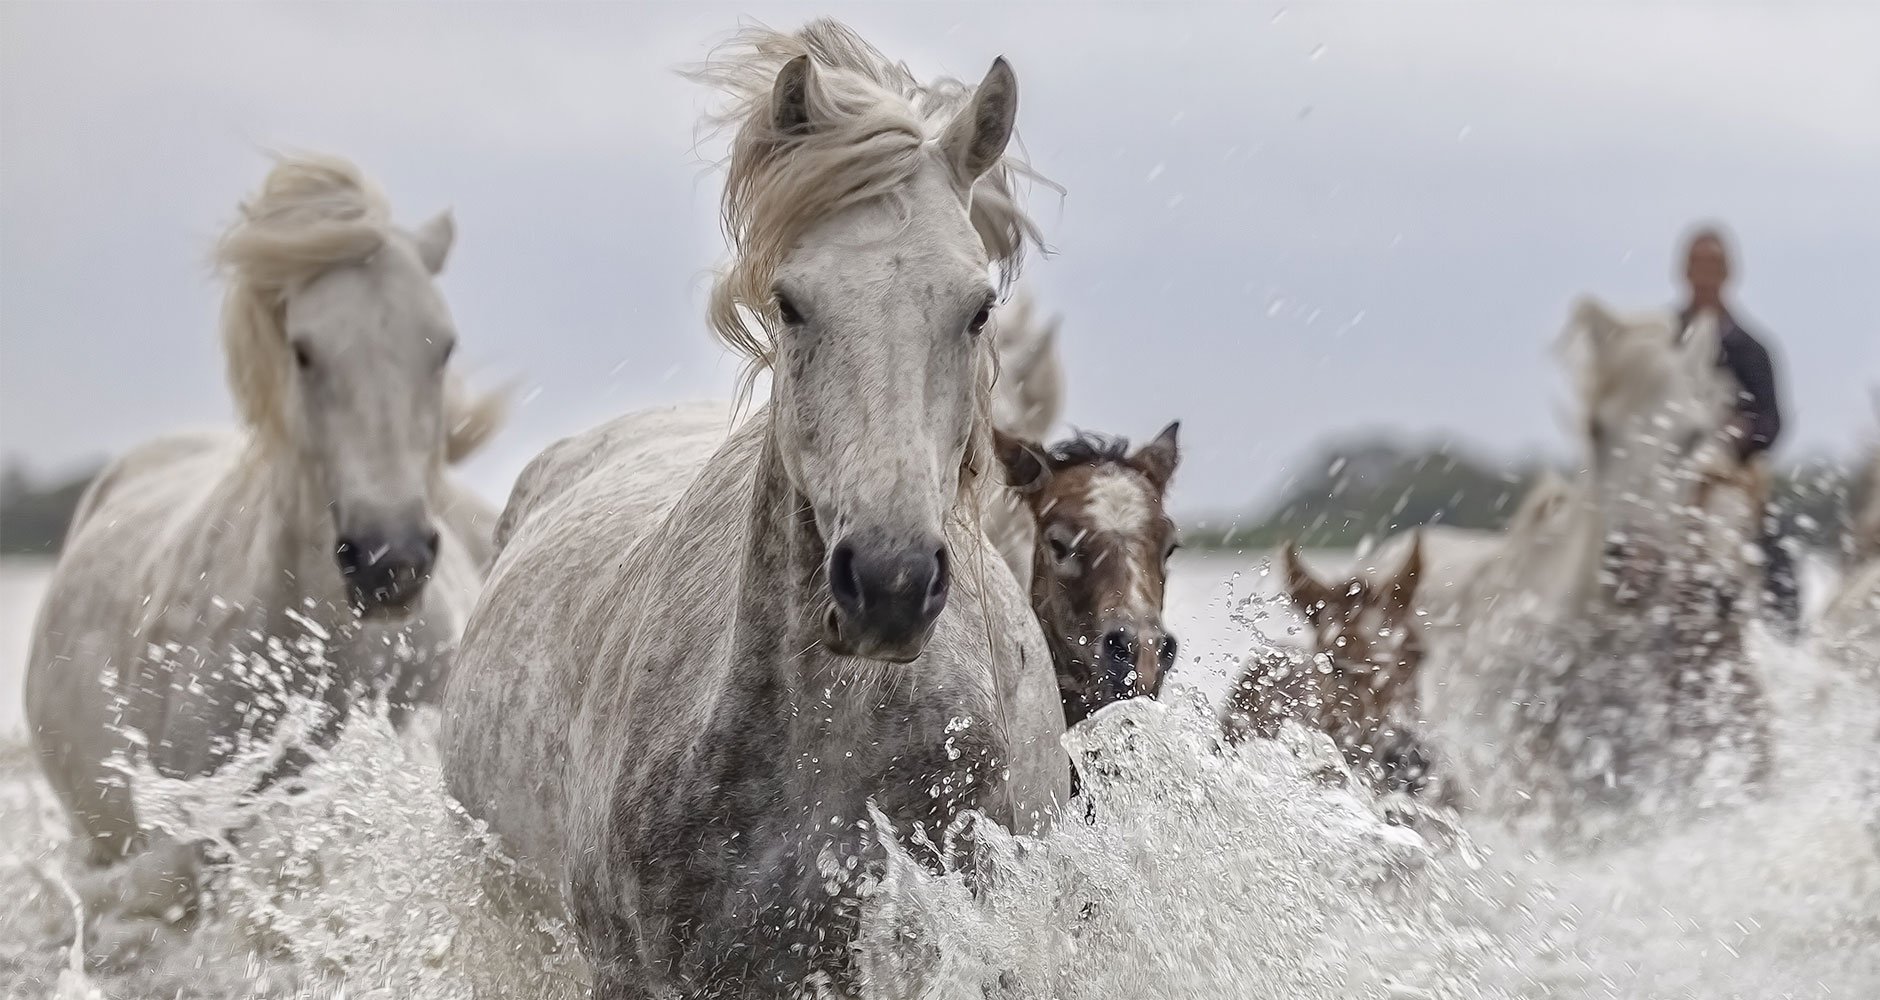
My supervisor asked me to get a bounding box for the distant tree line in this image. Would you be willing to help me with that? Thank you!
[1,461,97,555]
[1181,438,1862,557]
[1,442,1866,559]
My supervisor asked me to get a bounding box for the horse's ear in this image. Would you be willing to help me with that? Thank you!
[771,54,816,135]
[1571,296,1623,343]
[1131,421,1181,491]
[414,210,455,275]
[1389,532,1424,610]
[1281,543,1332,621]
[940,57,1018,188]
[994,428,1051,498]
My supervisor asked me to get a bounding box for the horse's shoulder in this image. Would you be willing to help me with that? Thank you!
[65,429,240,541]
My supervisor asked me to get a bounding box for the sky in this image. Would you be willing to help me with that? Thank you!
[2,2,1876,517]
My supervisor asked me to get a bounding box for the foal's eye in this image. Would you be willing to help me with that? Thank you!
[774,291,804,326]
[967,301,993,336]
[1048,536,1072,560]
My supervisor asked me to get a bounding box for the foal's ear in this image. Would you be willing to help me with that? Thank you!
[1570,295,1624,345]
[994,428,1051,497]
[1131,421,1181,491]
[1387,532,1424,611]
[1281,543,1333,620]
[940,57,1019,189]
[771,54,817,135]
[413,210,455,275]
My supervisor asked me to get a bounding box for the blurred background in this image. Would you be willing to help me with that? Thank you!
[3,1,1878,554]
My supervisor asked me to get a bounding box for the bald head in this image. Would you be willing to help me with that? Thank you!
[1682,225,1733,310]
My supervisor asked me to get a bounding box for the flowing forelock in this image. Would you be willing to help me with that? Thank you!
[686,19,1045,395]
[216,153,393,443]
[213,153,500,460]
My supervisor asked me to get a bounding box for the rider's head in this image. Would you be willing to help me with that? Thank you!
[1681,224,1733,310]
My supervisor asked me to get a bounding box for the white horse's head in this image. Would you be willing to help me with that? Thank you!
[1558,296,1734,530]
[695,22,1038,661]
[219,154,488,618]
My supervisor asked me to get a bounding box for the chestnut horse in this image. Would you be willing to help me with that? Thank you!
[1222,537,1449,800]
[997,425,1182,727]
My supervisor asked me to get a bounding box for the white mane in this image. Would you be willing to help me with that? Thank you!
[991,290,1065,443]
[687,20,1045,380]
[215,153,504,462]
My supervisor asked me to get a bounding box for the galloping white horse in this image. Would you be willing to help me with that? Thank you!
[1380,298,1756,638]
[25,155,501,896]
[1425,297,1772,815]
[441,22,1067,997]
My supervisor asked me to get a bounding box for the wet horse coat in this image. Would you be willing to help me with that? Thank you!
[441,22,1067,997]
[25,154,500,896]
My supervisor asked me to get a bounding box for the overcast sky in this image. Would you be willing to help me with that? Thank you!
[2,2,1876,516]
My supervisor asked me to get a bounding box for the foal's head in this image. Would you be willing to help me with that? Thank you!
[219,154,469,618]
[1281,538,1425,713]
[696,22,1039,662]
[999,424,1181,726]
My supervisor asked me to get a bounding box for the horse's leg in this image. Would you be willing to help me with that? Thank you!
[69,833,204,968]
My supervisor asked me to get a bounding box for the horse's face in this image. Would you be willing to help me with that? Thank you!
[1283,540,1424,686]
[1567,299,1729,509]
[999,425,1182,725]
[282,214,457,618]
[766,57,1019,663]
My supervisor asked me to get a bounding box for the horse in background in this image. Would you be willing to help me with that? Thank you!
[1434,297,1772,822]
[1823,440,1880,646]
[986,291,1067,581]
[996,424,1181,727]
[440,22,1067,997]
[1222,536,1452,804]
[24,153,502,957]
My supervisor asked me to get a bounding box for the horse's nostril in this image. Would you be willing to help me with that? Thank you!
[829,541,863,611]
[335,537,364,575]
[1103,628,1137,663]
[927,548,950,603]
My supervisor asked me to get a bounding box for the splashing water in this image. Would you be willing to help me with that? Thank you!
[3,555,1878,998]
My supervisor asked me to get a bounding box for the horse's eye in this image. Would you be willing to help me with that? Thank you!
[775,291,804,326]
[967,301,993,336]
[293,342,315,370]
[1164,541,1181,562]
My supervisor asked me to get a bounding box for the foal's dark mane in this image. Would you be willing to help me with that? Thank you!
[1049,431,1133,467]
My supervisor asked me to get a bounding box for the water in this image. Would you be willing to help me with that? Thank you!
[2,553,1877,998]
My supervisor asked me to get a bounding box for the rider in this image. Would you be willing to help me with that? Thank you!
[1675,224,1799,632]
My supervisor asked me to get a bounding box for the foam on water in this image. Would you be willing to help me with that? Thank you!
[2,557,1877,998]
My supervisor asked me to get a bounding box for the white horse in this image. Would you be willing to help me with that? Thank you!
[441,21,1068,997]
[1375,299,1753,638]
[1424,297,1772,816]
[24,154,502,924]
[1823,442,1880,643]
[986,289,1067,580]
